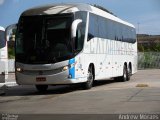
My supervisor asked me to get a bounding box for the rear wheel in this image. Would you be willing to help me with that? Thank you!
[121,65,128,82]
[127,66,132,81]
[82,66,94,90]
[35,85,48,92]
[116,65,128,82]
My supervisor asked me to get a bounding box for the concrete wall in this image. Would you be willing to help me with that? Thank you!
[8,59,15,72]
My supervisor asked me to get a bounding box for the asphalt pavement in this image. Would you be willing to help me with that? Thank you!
[0,69,160,115]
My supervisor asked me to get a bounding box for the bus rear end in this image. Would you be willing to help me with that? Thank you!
[0,26,8,94]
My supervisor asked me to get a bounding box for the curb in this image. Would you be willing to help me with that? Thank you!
[5,82,18,87]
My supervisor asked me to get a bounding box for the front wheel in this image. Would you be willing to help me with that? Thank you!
[35,85,48,92]
[82,66,94,90]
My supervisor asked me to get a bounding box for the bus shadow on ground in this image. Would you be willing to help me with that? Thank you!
[93,79,116,87]
[3,79,117,97]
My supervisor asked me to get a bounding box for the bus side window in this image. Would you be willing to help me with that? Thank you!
[75,29,81,50]
[0,31,6,49]
[75,24,84,51]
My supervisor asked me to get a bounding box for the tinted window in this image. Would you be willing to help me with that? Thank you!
[88,13,99,38]
[88,13,136,43]
[0,31,6,49]
[98,16,107,39]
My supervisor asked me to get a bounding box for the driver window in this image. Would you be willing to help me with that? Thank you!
[75,24,84,51]
[0,31,6,49]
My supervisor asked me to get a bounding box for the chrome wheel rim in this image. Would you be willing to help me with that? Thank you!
[87,69,93,85]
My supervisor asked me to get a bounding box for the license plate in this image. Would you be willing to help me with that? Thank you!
[36,77,46,82]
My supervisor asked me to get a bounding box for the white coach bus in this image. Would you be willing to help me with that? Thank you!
[13,3,137,92]
[0,26,8,94]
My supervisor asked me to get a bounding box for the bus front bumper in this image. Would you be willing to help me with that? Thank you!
[16,71,87,85]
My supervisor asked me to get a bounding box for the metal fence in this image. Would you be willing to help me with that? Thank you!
[138,52,160,69]
[7,52,160,72]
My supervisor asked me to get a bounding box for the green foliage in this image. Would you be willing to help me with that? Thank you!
[8,47,15,59]
[138,34,160,52]
[12,29,16,34]
[138,43,160,52]
[138,44,144,52]
[154,43,160,51]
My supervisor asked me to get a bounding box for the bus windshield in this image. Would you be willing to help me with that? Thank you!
[16,14,74,64]
[0,30,5,49]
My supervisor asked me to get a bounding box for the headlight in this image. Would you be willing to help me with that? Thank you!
[16,68,23,72]
[62,66,69,71]
[62,62,76,72]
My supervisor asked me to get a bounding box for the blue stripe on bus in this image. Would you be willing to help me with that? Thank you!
[69,58,75,79]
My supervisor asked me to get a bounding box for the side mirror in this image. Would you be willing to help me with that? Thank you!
[5,24,17,42]
[71,19,82,38]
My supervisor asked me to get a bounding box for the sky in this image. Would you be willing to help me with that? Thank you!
[0,0,160,35]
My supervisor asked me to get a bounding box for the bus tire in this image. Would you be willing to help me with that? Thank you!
[127,64,132,81]
[35,85,48,92]
[119,65,128,82]
[127,67,131,81]
[82,66,94,90]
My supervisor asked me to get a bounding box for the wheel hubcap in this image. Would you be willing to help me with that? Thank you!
[87,71,93,84]
[124,69,127,80]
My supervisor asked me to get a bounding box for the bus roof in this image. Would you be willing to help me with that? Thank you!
[21,3,135,28]
[0,26,5,31]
